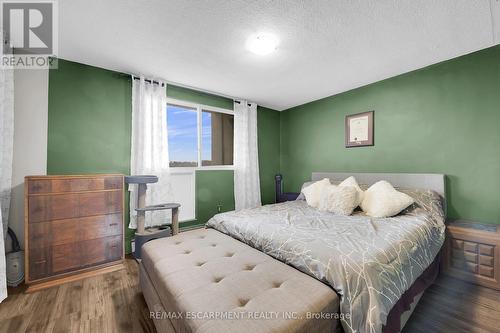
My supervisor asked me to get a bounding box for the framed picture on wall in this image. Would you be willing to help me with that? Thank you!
[345,111,374,148]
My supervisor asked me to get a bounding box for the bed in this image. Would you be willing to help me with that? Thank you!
[141,172,446,333]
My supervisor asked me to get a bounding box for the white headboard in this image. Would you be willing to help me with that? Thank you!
[312,172,446,201]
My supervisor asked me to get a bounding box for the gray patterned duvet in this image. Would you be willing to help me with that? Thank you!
[206,189,445,333]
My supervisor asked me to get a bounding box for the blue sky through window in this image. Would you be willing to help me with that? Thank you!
[167,104,211,163]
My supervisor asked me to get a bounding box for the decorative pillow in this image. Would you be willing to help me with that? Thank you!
[297,179,346,201]
[296,181,315,201]
[338,176,364,206]
[361,181,415,218]
[317,184,358,215]
[301,178,331,207]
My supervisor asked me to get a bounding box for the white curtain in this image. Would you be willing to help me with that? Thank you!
[0,68,14,302]
[129,77,173,228]
[234,100,261,210]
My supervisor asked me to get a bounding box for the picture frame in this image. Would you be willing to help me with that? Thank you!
[345,111,374,148]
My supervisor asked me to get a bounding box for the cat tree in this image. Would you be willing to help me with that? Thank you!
[125,175,180,258]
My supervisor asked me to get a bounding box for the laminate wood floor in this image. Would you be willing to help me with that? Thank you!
[403,274,500,333]
[1,257,499,333]
[0,258,155,333]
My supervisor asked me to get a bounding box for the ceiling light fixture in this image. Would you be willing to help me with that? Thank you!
[246,33,279,56]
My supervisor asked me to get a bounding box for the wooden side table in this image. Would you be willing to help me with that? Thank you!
[444,220,500,290]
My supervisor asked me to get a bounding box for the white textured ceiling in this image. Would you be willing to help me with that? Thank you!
[59,0,500,111]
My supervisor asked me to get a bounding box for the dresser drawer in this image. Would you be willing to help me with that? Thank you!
[78,191,122,217]
[452,249,478,263]
[479,255,494,267]
[29,247,51,280]
[29,219,78,249]
[28,191,122,223]
[79,214,123,240]
[29,194,80,223]
[463,241,478,253]
[31,235,123,278]
[27,176,123,194]
[451,259,478,273]
[29,213,123,249]
[30,235,123,278]
[52,243,81,274]
[479,265,494,278]
[81,236,122,268]
[479,244,494,256]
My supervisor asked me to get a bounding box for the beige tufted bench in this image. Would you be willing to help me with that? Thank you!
[140,228,340,333]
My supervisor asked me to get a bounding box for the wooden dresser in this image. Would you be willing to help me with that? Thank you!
[444,220,500,291]
[25,174,125,292]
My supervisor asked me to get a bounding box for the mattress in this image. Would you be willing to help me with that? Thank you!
[207,190,446,333]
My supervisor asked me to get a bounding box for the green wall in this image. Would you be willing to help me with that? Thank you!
[47,60,132,174]
[195,170,234,227]
[47,59,281,251]
[280,45,500,224]
[257,106,281,205]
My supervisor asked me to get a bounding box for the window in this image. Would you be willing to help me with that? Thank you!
[167,101,234,168]
[167,104,198,167]
[201,110,234,166]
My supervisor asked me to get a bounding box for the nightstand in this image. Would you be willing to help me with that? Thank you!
[444,220,500,290]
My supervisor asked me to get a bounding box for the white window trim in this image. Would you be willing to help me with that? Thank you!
[169,166,235,175]
[166,97,235,171]
[167,98,234,115]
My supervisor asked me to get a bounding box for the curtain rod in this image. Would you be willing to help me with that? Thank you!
[234,100,253,107]
[128,73,249,104]
[132,75,165,84]
[132,76,165,86]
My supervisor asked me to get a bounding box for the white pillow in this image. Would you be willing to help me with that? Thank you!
[317,184,358,215]
[296,181,316,201]
[301,178,331,208]
[339,176,364,206]
[361,181,415,218]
